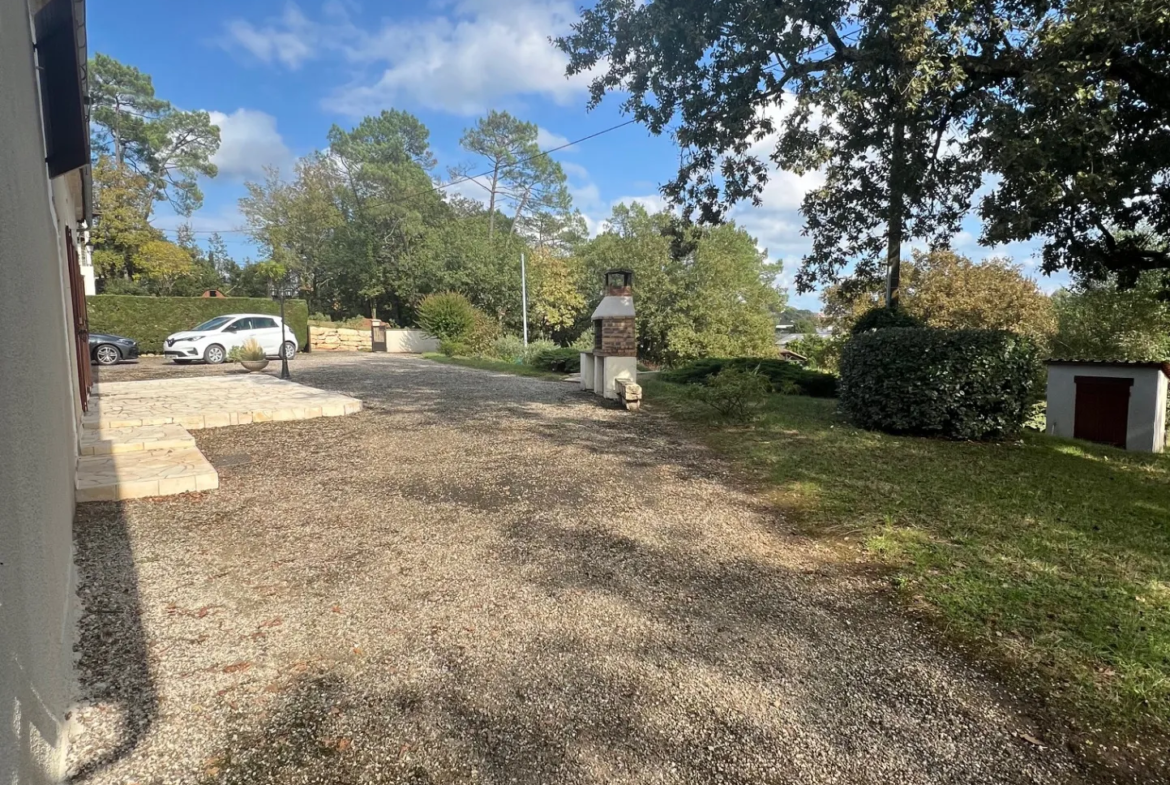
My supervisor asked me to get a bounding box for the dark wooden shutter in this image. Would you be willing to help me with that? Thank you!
[35,0,89,178]
[1073,376,1132,449]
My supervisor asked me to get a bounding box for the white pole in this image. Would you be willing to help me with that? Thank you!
[520,251,529,348]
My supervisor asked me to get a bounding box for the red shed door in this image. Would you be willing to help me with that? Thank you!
[1073,376,1132,448]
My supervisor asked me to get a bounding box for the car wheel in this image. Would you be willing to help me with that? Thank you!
[281,341,297,360]
[204,344,226,365]
[94,344,121,366]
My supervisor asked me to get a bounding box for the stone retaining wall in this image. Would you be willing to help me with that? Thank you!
[310,327,371,352]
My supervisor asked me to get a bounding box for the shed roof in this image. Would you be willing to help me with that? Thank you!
[1046,359,1170,376]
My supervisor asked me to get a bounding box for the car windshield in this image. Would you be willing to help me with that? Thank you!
[191,316,234,332]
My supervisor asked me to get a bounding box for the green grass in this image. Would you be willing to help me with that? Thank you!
[645,378,1170,742]
[422,353,567,380]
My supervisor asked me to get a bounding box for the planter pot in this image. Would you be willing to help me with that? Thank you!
[240,359,269,372]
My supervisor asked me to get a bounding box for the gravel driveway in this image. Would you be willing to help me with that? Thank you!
[70,355,1092,784]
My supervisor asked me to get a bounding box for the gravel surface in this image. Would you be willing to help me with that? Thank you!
[70,355,1097,784]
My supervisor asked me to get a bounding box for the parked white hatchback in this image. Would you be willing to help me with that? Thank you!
[163,314,299,365]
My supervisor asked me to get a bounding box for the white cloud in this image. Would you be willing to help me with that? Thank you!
[208,109,294,179]
[221,5,319,69]
[537,127,573,151]
[221,1,593,116]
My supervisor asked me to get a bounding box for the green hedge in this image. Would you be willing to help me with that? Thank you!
[659,357,838,398]
[530,347,581,373]
[839,327,1039,440]
[87,295,309,354]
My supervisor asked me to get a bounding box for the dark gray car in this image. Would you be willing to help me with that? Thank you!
[89,332,140,365]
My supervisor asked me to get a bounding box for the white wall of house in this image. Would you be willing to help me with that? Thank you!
[1046,364,1168,453]
[0,1,85,781]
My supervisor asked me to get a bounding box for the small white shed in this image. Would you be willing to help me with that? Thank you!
[1045,360,1169,452]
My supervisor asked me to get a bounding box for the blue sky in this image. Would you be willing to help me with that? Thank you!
[89,0,1066,311]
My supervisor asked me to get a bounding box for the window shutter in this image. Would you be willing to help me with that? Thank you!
[35,0,89,178]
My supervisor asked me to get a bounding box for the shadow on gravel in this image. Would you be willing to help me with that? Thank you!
[69,502,157,783]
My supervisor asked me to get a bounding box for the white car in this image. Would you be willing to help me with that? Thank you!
[163,313,299,365]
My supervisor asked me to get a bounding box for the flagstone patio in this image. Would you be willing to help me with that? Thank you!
[76,374,362,502]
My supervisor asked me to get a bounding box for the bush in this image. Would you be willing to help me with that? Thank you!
[439,339,470,357]
[522,339,557,365]
[839,327,1040,440]
[416,292,476,342]
[467,308,500,355]
[690,367,772,421]
[488,334,527,363]
[851,305,924,335]
[530,347,581,374]
[660,357,838,398]
[86,295,309,354]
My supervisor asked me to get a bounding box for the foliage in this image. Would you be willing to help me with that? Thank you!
[308,314,370,330]
[226,346,244,363]
[850,305,925,336]
[438,339,470,357]
[784,334,843,372]
[455,110,572,240]
[689,367,772,422]
[644,380,1170,748]
[131,240,193,295]
[238,338,266,362]
[660,358,838,398]
[90,54,220,215]
[467,308,502,355]
[526,249,587,342]
[416,292,477,343]
[522,339,558,365]
[86,295,308,354]
[488,334,527,363]
[577,204,783,366]
[423,354,569,380]
[826,250,1057,344]
[557,0,1170,295]
[1051,273,1170,361]
[775,306,820,334]
[839,328,1040,440]
[529,347,581,374]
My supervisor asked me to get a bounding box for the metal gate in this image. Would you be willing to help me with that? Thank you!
[371,321,387,352]
[65,227,91,411]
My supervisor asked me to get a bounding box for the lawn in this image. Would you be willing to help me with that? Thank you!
[422,353,567,380]
[645,379,1170,746]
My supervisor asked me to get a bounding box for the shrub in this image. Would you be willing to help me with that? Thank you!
[488,334,527,363]
[690,367,771,421]
[466,308,500,354]
[86,295,309,354]
[839,327,1040,440]
[226,346,243,363]
[522,339,557,365]
[416,292,476,342]
[659,357,838,398]
[850,305,924,335]
[530,347,581,374]
[439,339,470,357]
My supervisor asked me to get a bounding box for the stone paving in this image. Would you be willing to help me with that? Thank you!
[76,374,361,501]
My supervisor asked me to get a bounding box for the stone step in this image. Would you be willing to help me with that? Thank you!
[79,423,197,456]
[76,446,218,502]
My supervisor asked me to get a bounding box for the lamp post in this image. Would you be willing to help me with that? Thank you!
[278,272,291,380]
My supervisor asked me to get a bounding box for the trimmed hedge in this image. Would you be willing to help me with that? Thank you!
[530,347,581,373]
[659,357,838,398]
[87,295,309,354]
[850,305,924,335]
[839,327,1040,440]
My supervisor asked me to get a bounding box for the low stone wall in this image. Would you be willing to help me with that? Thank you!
[310,327,371,352]
[309,326,440,353]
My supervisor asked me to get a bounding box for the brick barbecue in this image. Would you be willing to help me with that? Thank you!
[581,270,640,408]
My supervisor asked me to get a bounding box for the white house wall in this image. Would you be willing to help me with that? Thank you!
[0,1,84,781]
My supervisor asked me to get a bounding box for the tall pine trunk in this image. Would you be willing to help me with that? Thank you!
[885,113,905,308]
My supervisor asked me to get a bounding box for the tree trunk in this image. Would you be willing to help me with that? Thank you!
[885,113,905,308]
[487,162,500,240]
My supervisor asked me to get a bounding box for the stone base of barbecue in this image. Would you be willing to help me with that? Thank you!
[581,352,636,401]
